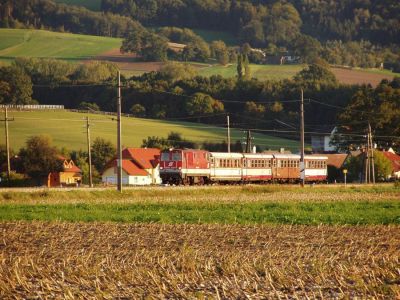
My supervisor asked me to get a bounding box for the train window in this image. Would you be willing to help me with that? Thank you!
[161,153,170,161]
[172,153,182,161]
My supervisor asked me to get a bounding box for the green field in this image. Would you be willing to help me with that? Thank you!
[3,110,301,151]
[0,185,399,224]
[198,63,306,80]
[54,0,101,11]
[0,29,121,63]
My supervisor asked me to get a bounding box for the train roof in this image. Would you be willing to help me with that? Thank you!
[273,154,300,159]
[210,152,244,158]
[243,153,274,159]
[305,155,328,160]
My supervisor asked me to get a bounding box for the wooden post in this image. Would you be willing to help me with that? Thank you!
[369,123,375,184]
[117,71,123,192]
[227,114,231,153]
[86,116,93,187]
[1,107,14,182]
[300,89,305,187]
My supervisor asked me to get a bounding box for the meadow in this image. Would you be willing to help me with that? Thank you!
[5,110,301,152]
[198,63,306,80]
[0,185,399,224]
[0,29,121,64]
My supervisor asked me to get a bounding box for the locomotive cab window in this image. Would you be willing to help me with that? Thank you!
[172,153,182,161]
[161,153,170,160]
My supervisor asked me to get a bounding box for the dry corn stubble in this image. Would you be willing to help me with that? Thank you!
[0,222,399,299]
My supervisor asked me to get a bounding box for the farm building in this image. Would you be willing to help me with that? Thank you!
[311,126,337,153]
[381,148,400,179]
[102,148,161,185]
[324,153,349,182]
[47,157,82,187]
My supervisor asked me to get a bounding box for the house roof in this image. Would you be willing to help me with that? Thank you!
[122,148,160,169]
[108,160,149,176]
[382,151,400,172]
[323,154,349,169]
[63,164,81,173]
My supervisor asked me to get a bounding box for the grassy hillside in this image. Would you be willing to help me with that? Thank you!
[53,0,101,11]
[0,29,121,63]
[198,63,306,80]
[3,111,301,152]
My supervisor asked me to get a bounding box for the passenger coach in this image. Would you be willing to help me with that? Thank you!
[160,148,328,185]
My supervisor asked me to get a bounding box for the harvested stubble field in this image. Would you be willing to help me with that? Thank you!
[0,185,399,298]
[0,222,399,298]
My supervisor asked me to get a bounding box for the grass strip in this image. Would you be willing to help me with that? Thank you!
[0,201,399,224]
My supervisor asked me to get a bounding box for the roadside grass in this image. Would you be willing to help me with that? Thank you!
[5,110,301,151]
[0,185,399,224]
[0,29,121,63]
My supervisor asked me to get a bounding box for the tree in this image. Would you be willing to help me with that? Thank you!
[210,40,229,65]
[159,62,197,81]
[19,135,63,181]
[373,151,393,181]
[186,93,224,121]
[263,3,302,46]
[293,35,322,64]
[294,63,338,90]
[344,152,393,182]
[78,102,100,111]
[0,65,34,104]
[237,54,251,80]
[121,30,169,61]
[130,104,146,117]
[91,138,116,173]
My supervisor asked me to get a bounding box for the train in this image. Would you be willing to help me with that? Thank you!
[160,149,328,185]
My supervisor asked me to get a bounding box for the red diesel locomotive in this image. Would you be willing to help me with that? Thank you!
[160,149,328,185]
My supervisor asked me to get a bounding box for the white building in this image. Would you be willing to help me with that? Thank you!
[102,148,161,185]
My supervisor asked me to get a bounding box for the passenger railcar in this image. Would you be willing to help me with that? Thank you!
[159,149,328,185]
[209,152,243,182]
[242,153,273,182]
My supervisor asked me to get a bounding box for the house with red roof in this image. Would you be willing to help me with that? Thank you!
[47,157,82,187]
[102,148,161,185]
[381,148,400,179]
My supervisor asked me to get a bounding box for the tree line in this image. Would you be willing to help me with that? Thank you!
[101,0,400,46]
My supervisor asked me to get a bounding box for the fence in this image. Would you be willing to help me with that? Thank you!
[0,105,65,110]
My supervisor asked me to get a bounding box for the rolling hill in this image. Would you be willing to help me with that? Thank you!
[0,29,121,64]
[0,28,398,85]
[3,110,302,152]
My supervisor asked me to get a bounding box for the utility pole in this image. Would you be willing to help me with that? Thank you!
[227,114,231,153]
[1,107,14,182]
[300,89,305,187]
[364,126,370,184]
[245,130,252,153]
[117,71,123,192]
[369,123,375,184]
[86,116,93,188]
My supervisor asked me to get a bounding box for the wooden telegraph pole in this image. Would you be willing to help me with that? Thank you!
[369,123,375,184]
[300,89,305,187]
[86,116,93,187]
[117,71,123,192]
[1,107,14,182]
[227,114,231,153]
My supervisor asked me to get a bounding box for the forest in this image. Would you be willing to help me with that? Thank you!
[0,0,399,69]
